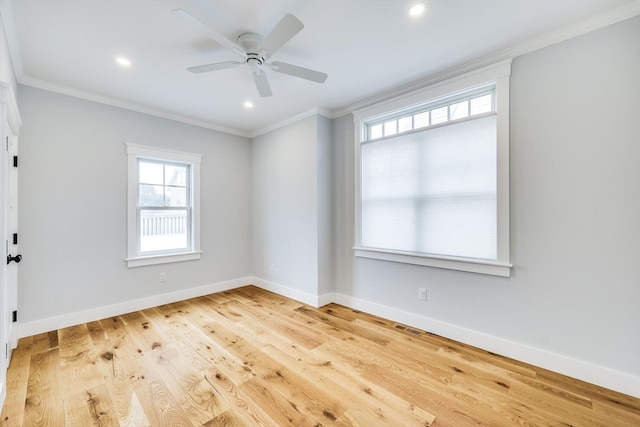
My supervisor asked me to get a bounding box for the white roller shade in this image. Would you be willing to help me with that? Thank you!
[361,115,497,260]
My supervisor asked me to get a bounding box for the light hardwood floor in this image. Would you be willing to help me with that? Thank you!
[1,286,638,426]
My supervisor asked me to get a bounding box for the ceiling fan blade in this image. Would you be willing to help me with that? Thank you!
[173,8,244,53]
[252,69,273,97]
[269,61,328,84]
[259,14,304,56]
[187,61,244,74]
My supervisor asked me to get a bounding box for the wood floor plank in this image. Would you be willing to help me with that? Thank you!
[63,384,120,427]
[23,348,64,427]
[94,317,151,427]
[0,338,33,427]
[2,285,638,426]
[30,332,56,356]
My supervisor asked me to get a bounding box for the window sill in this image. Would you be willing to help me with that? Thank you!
[354,247,512,277]
[126,251,202,268]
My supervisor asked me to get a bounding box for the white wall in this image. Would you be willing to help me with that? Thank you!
[17,85,252,325]
[316,115,333,297]
[332,16,640,394]
[251,116,320,297]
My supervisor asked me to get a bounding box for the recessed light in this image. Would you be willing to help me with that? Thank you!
[244,101,254,109]
[409,3,426,17]
[116,56,131,67]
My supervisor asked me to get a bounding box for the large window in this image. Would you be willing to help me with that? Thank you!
[354,61,512,277]
[126,144,201,267]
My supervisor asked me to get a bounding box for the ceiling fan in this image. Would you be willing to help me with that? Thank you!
[173,8,328,97]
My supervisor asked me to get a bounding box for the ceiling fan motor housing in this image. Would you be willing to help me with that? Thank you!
[238,33,263,55]
[238,33,266,69]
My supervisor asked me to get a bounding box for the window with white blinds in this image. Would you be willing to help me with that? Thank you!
[354,60,512,277]
[361,113,497,259]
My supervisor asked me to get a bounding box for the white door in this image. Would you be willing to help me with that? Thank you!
[6,131,19,346]
[0,116,7,407]
[0,85,21,409]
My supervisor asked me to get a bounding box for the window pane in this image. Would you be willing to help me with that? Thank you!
[165,186,187,207]
[450,100,469,120]
[384,120,397,136]
[370,124,383,140]
[139,184,164,206]
[139,161,163,185]
[414,111,429,128]
[139,209,188,253]
[471,94,493,115]
[398,116,412,133]
[431,106,448,124]
[166,164,187,186]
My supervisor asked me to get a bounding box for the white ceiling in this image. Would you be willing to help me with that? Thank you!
[1,0,638,136]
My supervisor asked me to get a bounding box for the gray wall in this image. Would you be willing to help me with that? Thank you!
[251,113,334,299]
[18,86,252,322]
[251,116,320,294]
[317,114,333,297]
[333,16,640,379]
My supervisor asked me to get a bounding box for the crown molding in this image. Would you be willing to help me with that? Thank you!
[19,76,250,138]
[249,106,333,138]
[333,1,640,118]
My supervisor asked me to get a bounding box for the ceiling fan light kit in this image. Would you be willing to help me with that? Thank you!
[174,9,328,98]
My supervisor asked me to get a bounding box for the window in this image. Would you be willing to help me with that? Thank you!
[354,60,512,277]
[126,144,201,267]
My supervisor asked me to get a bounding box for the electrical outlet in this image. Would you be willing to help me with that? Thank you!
[418,288,427,301]
[159,272,167,283]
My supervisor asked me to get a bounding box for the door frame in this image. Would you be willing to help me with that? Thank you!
[0,82,22,409]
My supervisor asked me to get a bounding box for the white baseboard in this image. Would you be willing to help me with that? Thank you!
[13,276,252,340]
[329,292,640,399]
[249,276,322,307]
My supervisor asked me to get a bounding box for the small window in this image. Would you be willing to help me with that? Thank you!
[138,160,190,255]
[430,106,448,125]
[450,100,469,120]
[384,120,398,136]
[126,144,201,267]
[471,94,493,115]
[370,123,383,140]
[398,116,413,133]
[414,111,430,129]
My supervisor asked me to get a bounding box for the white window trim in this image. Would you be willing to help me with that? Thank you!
[126,143,202,267]
[353,60,512,277]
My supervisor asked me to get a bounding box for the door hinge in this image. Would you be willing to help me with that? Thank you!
[12,311,17,323]
[13,156,18,167]
[12,233,18,245]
